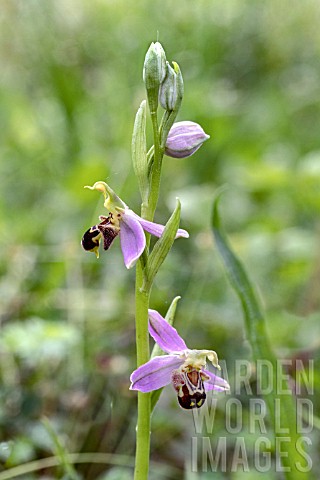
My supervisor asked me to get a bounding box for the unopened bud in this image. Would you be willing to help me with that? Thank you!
[165,121,210,158]
[159,61,184,112]
[143,42,166,113]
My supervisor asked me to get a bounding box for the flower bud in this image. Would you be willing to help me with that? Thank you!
[143,42,166,113]
[159,61,184,112]
[165,121,210,158]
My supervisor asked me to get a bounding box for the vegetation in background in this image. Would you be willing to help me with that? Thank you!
[0,0,319,478]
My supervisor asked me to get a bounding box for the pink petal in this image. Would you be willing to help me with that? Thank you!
[120,213,146,269]
[130,355,184,392]
[128,210,189,239]
[148,309,188,353]
[202,369,230,392]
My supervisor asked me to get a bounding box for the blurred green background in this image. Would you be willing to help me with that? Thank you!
[0,0,319,478]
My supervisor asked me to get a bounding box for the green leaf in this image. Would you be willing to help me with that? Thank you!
[132,100,149,204]
[164,294,181,323]
[142,199,181,293]
[150,386,163,414]
[211,193,311,480]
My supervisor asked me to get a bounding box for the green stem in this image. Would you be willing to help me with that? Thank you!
[148,112,163,220]
[133,260,151,480]
[133,107,165,480]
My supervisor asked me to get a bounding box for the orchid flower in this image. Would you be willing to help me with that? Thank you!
[130,309,230,409]
[81,181,189,269]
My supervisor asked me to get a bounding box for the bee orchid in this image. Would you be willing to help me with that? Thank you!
[130,309,230,409]
[81,182,189,269]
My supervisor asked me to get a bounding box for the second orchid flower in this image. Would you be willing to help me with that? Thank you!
[130,309,230,409]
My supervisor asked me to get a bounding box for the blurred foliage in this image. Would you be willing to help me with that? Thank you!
[0,0,319,478]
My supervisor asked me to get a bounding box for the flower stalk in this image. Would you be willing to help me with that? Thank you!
[133,42,177,480]
[133,49,163,477]
[131,41,210,479]
[82,40,211,480]
[148,111,162,222]
[134,261,151,480]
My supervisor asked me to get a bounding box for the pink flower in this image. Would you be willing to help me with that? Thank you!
[81,182,189,269]
[130,309,230,409]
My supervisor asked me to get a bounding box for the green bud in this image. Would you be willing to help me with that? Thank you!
[159,61,184,112]
[143,42,166,114]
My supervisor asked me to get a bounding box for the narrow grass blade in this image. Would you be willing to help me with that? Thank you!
[211,194,312,480]
[42,417,80,480]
